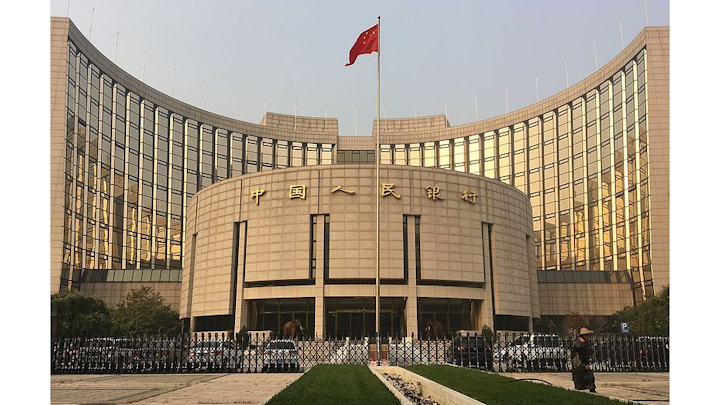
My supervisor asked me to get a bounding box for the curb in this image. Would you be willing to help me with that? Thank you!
[374,366,487,405]
[368,366,415,405]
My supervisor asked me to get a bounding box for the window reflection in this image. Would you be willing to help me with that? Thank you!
[276,140,288,168]
[408,144,421,166]
[394,144,407,166]
[230,132,244,176]
[423,142,436,167]
[261,138,274,171]
[453,138,465,172]
[306,144,318,166]
[291,142,303,167]
[245,135,259,173]
[438,140,450,169]
[321,144,333,165]
[216,129,229,179]
[199,125,213,187]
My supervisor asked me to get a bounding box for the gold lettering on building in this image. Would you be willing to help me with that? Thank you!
[331,186,356,195]
[251,188,266,205]
[381,183,401,199]
[461,189,478,204]
[425,186,444,200]
[288,184,307,200]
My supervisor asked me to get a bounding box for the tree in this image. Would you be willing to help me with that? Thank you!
[481,324,494,345]
[612,286,669,335]
[51,290,112,337]
[111,286,181,336]
[237,325,250,351]
[564,312,610,334]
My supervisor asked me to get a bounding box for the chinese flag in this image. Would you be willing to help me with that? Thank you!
[345,24,378,66]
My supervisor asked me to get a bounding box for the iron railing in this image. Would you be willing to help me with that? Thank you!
[51,332,669,374]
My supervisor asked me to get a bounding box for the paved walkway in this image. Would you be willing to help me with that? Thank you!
[51,373,302,405]
[500,372,669,405]
[51,371,668,405]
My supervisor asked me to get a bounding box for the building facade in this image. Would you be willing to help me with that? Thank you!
[182,164,537,336]
[50,17,668,334]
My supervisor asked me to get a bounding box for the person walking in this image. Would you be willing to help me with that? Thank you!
[571,327,597,393]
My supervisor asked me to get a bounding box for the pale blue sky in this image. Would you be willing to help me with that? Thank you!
[51,0,669,136]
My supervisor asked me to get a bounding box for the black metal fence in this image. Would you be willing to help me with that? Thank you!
[51,332,668,374]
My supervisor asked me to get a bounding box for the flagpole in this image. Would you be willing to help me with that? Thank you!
[375,15,381,338]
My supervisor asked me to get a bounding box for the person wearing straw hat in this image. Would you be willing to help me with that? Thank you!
[571,327,597,393]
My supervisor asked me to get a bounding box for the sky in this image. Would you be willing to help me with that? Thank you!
[50,0,669,136]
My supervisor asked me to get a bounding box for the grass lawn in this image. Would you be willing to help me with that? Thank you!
[265,364,400,405]
[404,365,626,405]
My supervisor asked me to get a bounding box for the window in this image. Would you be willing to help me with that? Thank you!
[261,138,274,170]
[408,144,421,166]
[453,138,465,172]
[291,142,303,167]
[215,129,229,179]
[306,144,318,166]
[320,144,333,165]
[423,142,436,167]
[276,140,288,168]
[230,132,244,177]
[394,144,407,165]
[439,140,451,169]
[483,132,496,178]
[245,135,259,173]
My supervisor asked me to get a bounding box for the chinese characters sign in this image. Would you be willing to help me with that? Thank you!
[248,184,479,206]
[288,185,306,200]
[381,183,401,199]
[251,188,265,205]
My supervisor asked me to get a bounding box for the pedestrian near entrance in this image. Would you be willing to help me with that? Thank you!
[571,327,597,393]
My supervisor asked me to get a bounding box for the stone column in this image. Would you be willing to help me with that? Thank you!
[234,221,249,333]
[405,215,419,337]
[313,215,326,339]
[480,223,495,331]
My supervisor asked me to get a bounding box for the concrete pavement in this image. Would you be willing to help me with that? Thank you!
[51,371,669,405]
[51,373,301,405]
[500,372,669,405]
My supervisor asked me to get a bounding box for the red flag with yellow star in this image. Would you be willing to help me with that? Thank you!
[345,24,378,66]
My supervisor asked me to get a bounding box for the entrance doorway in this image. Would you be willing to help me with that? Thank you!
[417,298,472,337]
[249,298,315,337]
[324,297,405,338]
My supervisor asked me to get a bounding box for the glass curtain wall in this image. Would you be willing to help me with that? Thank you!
[62,37,651,299]
[381,49,651,298]
[61,40,334,288]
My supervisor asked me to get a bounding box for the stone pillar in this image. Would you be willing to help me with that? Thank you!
[405,215,419,337]
[234,221,248,332]
[480,223,495,331]
[313,215,326,339]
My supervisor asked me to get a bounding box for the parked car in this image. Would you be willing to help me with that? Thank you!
[189,340,241,368]
[54,338,138,370]
[452,336,493,370]
[134,339,183,364]
[497,334,567,371]
[262,339,300,372]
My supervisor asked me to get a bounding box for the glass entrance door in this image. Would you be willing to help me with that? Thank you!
[324,297,405,338]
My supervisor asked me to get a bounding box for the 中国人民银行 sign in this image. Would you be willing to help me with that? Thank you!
[248,184,479,206]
